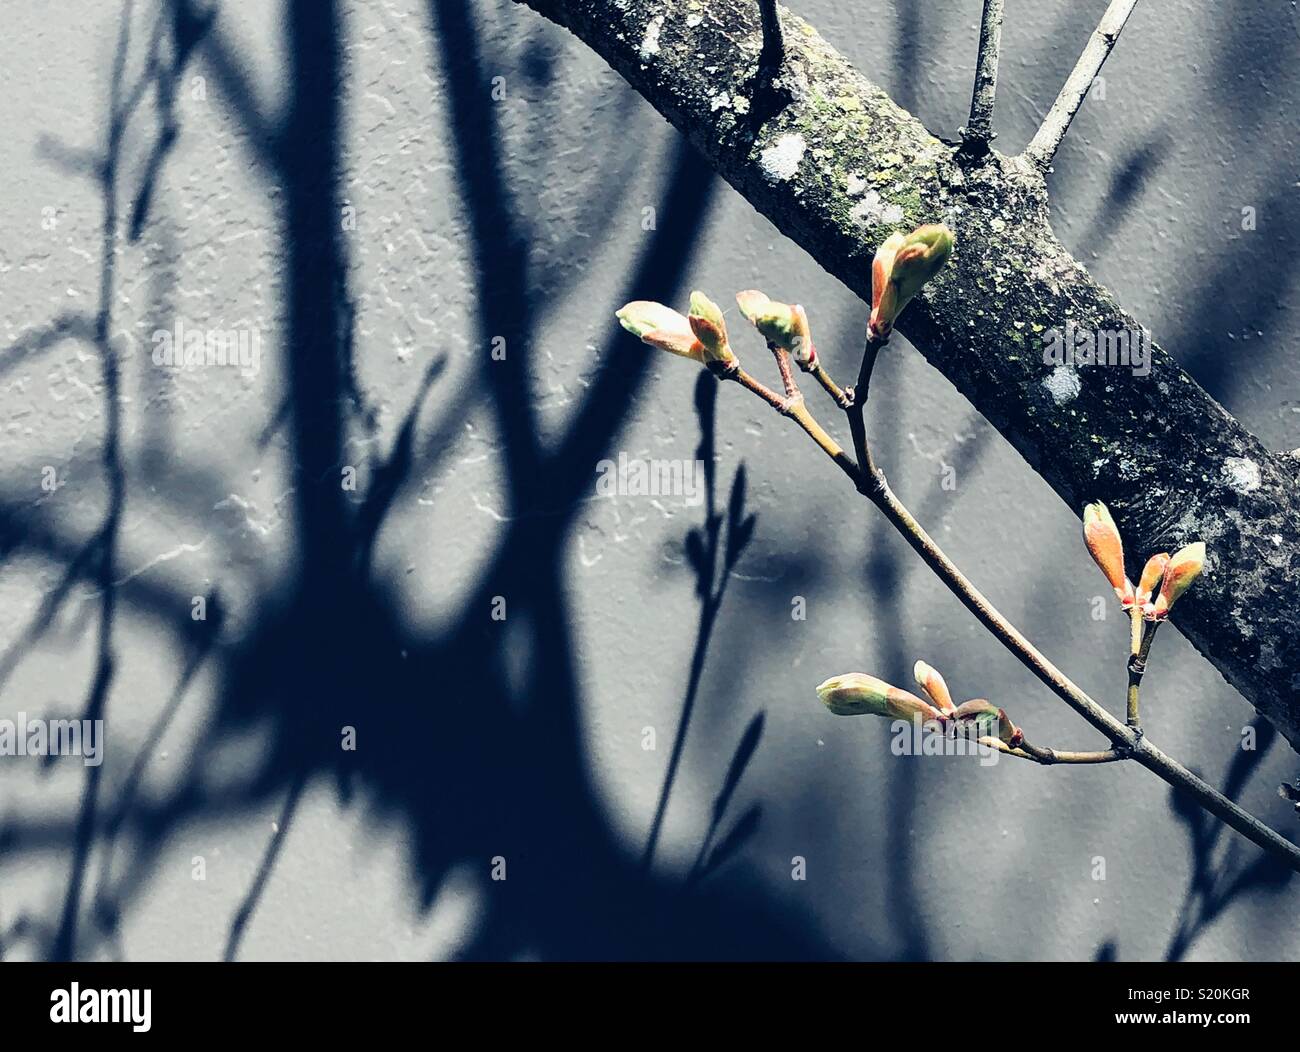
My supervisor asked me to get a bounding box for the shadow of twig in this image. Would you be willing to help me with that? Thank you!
[684,711,765,887]
[1164,718,1293,960]
[642,374,758,870]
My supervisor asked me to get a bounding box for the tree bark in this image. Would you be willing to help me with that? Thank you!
[519,0,1300,754]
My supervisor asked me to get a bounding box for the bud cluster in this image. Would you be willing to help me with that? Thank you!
[816,660,1024,749]
[615,290,738,372]
[1081,500,1205,621]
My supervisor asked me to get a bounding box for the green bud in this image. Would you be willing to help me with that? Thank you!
[615,300,704,361]
[869,224,955,339]
[689,289,726,332]
[950,698,1001,730]
[736,290,816,368]
[736,290,790,337]
[1150,541,1205,620]
[950,698,1022,747]
[817,673,944,722]
[688,290,737,370]
[738,291,785,332]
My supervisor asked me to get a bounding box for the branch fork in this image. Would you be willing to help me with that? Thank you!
[615,224,1300,871]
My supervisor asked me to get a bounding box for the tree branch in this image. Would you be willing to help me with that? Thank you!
[715,327,1300,869]
[755,0,784,78]
[979,738,1126,765]
[721,328,1300,869]
[519,0,1300,758]
[750,0,788,127]
[1022,0,1141,169]
[962,0,1004,155]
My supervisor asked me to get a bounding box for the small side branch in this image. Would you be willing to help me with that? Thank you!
[845,335,885,488]
[719,341,1300,870]
[1022,0,1140,170]
[768,341,798,399]
[750,0,790,126]
[809,363,851,410]
[1126,613,1159,729]
[756,0,785,80]
[979,738,1126,766]
[961,0,1005,155]
[718,364,859,483]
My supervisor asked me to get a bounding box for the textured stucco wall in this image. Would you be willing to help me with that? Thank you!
[0,0,1297,961]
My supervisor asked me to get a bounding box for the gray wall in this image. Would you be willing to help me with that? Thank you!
[0,0,1297,961]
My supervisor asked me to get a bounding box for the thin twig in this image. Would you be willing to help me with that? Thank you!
[750,0,789,127]
[768,341,798,399]
[719,365,858,481]
[1127,606,1143,728]
[1126,611,1159,729]
[1022,0,1140,170]
[809,363,851,409]
[962,0,1005,155]
[979,737,1126,765]
[795,361,847,410]
[706,333,1300,871]
[845,335,885,486]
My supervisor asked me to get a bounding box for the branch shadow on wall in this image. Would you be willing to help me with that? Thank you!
[0,0,854,961]
[1162,718,1293,961]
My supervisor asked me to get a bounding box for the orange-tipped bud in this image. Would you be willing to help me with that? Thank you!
[816,673,945,722]
[1082,500,1135,607]
[616,300,704,361]
[869,233,906,341]
[688,290,737,370]
[1135,552,1170,610]
[788,304,816,369]
[869,224,955,340]
[735,291,817,369]
[1149,542,1205,620]
[913,660,956,715]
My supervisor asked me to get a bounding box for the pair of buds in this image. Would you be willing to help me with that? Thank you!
[615,291,738,371]
[817,661,1023,747]
[1082,501,1205,620]
[616,288,817,373]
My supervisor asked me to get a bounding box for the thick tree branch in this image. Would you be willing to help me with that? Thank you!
[520,0,1300,759]
[1023,0,1140,169]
